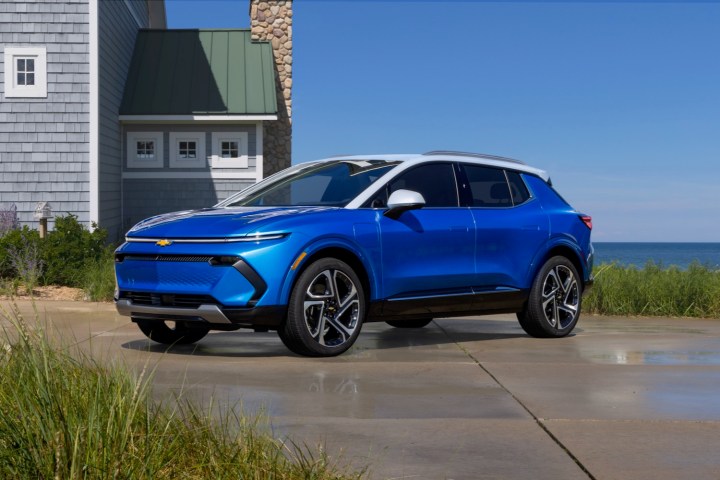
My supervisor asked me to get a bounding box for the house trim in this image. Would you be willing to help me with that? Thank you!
[256,123,264,180]
[122,171,260,180]
[119,115,277,122]
[123,0,144,28]
[89,0,99,226]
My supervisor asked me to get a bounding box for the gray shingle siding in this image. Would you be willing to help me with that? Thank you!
[121,123,260,230]
[0,0,90,228]
[0,0,152,237]
[2,0,265,238]
[98,0,151,241]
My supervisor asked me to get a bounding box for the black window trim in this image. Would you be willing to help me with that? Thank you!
[505,170,534,207]
[456,162,535,209]
[361,161,462,209]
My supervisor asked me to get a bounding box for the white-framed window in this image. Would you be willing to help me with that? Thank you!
[127,132,164,168]
[180,141,196,158]
[211,132,248,169]
[221,141,238,158]
[169,132,206,168]
[3,46,48,98]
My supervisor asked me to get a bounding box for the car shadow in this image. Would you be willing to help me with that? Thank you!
[369,326,527,351]
[120,334,292,358]
[120,318,539,358]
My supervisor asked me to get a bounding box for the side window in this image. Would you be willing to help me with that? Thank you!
[506,171,531,205]
[463,165,511,207]
[368,163,459,208]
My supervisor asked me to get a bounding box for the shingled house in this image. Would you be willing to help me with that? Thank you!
[0,0,292,240]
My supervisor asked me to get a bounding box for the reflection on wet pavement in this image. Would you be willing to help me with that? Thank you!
[583,350,720,365]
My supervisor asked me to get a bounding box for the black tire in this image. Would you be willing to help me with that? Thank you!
[386,318,433,328]
[517,256,582,338]
[135,319,210,345]
[278,258,366,357]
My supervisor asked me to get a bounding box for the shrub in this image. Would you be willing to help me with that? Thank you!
[0,227,41,280]
[41,214,109,287]
[1,215,116,294]
[5,231,44,295]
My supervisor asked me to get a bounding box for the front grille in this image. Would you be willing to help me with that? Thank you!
[120,254,214,263]
[121,291,219,308]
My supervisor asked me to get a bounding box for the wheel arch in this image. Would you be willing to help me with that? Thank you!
[532,241,588,290]
[279,242,376,307]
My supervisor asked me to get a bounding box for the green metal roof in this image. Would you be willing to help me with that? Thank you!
[120,29,277,116]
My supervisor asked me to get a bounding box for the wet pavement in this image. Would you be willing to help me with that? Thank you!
[4,300,720,479]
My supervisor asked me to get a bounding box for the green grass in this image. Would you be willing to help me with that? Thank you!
[80,249,116,302]
[584,262,720,318]
[0,302,363,479]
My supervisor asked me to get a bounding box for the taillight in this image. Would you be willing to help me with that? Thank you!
[579,215,592,230]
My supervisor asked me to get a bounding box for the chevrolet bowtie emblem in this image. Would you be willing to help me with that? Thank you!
[156,239,172,247]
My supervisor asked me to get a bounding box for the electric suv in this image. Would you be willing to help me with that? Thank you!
[115,151,594,357]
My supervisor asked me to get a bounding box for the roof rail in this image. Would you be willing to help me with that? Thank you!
[423,150,526,165]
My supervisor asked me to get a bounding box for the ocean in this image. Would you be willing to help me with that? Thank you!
[593,243,720,269]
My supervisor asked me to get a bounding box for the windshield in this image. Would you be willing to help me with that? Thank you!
[219,160,400,208]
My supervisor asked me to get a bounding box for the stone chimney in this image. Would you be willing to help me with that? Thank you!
[249,0,292,177]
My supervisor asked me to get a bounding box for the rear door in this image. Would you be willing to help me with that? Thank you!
[459,164,549,290]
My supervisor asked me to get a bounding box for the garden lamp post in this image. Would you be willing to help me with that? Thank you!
[34,201,53,239]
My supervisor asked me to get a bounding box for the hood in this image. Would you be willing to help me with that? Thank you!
[126,206,337,239]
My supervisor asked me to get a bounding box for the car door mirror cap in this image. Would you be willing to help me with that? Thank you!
[384,189,426,218]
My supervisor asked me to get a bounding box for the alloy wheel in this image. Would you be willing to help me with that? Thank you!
[541,264,579,330]
[303,269,361,347]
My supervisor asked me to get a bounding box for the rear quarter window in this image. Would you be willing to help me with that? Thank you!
[506,171,531,206]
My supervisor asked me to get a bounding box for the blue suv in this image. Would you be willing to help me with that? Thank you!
[115,151,593,357]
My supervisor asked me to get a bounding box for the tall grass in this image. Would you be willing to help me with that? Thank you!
[584,262,720,318]
[80,249,116,302]
[0,302,362,479]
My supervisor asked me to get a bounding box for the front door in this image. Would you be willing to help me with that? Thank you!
[373,163,475,308]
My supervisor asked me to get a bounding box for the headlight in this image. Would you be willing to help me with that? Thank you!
[124,232,290,244]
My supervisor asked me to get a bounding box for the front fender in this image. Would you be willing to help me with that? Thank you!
[276,234,381,307]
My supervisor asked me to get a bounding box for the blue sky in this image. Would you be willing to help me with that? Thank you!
[166,0,720,242]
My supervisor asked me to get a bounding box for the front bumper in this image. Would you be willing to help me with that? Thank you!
[116,298,286,329]
[114,243,289,329]
[116,299,232,324]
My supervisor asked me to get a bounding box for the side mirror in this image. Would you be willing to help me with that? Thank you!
[384,189,425,219]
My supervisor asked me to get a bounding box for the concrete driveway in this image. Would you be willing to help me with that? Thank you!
[5,300,720,480]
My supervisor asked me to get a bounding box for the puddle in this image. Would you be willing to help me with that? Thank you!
[587,324,707,335]
[585,350,720,366]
